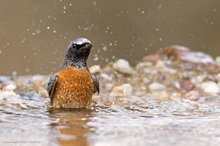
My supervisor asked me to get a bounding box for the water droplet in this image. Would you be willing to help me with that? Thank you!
[21,38,26,43]
[94,54,99,61]
[12,71,17,76]
[102,46,107,51]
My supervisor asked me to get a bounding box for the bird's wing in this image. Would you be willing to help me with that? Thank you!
[47,73,59,103]
[92,75,99,94]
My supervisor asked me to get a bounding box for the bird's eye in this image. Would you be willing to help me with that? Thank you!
[72,44,77,50]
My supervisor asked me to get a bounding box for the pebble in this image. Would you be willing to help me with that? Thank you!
[0,76,12,83]
[100,73,112,81]
[182,80,194,91]
[183,91,200,101]
[155,60,165,69]
[135,62,153,70]
[89,65,101,74]
[4,84,16,91]
[149,82,166,92]
[110,83,133,97]
[200,81,220,96]
[153,92,169,100]
[113,59,134,75]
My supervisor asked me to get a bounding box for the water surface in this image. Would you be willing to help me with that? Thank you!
[0,93,220,146]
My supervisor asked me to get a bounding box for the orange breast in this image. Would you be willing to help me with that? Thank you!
[53,66,94,108]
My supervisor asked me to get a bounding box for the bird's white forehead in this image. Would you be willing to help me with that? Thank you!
[72,38,91,45]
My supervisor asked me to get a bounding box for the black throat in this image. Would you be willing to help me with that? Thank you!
[63,58,88,70]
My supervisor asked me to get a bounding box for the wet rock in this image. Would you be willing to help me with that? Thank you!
[89,65,101,74]
[153,92,169,100]
[0,90,19,98]
[216,56,220,63]
[100,73,112,81]
[135,62,153,70]
[183,91,200,101]
[149,82,166,92]
[0,76,13,84]
[113,59,134,75]
[155,60,165,69]
[4,84,16,91]
[105,83,114,91]
[170,92,182,99]
[181,80,195,91]
[142,77,150,84]
[173,82,181,90]
[200,81,220,96]
[110,83,133,97]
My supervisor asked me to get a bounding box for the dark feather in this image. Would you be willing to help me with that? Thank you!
[92,75,99,94]
[47,73,59,104]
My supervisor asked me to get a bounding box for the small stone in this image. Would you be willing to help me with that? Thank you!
[182,80,194,91]
[155,60,165,69]
[153,92,169,100]
[105,83,114,91]
[173,82,181,89]
[0,76,12,83]
[113,59,134,75]
[200,81,220,96]
[89,65,101,74]
[110,83,133,97]
[4,84,16,91]
[170,92,182,99]
[183,91,200,101]
[100,73,112,81]
[149,82,166,92]
[142,77,150,84]
[135,62,153,70]
[216,56,220,63]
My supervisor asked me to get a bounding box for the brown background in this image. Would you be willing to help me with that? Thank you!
[0,0,219,75]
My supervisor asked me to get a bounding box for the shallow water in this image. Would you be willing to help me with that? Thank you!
[0,92,220,146]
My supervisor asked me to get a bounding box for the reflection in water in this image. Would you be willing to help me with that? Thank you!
[49,109,93,146]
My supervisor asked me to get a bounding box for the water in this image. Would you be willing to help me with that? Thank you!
[0,92,220,146]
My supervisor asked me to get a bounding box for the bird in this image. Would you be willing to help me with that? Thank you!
[47,38,99,108]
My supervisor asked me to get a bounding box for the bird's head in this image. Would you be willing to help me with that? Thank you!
[64,38,92,68]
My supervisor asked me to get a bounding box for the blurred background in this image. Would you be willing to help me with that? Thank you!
[0,0,219,75]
